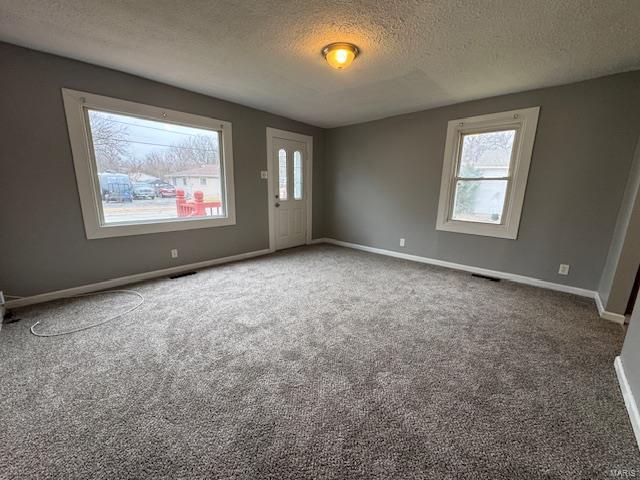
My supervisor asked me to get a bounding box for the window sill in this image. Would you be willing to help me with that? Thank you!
[436,219,518,239]
[85,215,236,239]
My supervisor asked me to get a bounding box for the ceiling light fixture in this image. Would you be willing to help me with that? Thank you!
[322,42,359,70]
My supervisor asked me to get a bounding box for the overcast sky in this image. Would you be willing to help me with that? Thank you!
[88,109,219,160]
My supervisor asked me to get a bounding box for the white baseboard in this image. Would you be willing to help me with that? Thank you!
[595,292,627,325]
[615,356,640,452]
[313,237,596,297]
[7,239,625,327]
[313,237,630,316]
[5,248,271,309]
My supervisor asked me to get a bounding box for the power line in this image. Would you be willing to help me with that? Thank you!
[92,136,218,152]
[96,117,218,138]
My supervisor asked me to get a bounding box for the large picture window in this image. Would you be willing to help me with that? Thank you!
[62,89,235,238]
[436,107,539,239]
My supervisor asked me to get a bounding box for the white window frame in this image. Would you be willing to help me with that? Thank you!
[62,89,236,239]
[436,107,540,239]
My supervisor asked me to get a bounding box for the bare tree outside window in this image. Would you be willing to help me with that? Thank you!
[88,111,130,172]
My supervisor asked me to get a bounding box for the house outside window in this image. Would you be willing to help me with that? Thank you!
[169,166,220,200]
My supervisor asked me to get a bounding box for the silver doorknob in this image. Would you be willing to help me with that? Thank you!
[275,202,280,207]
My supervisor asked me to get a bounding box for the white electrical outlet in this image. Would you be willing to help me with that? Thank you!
[260,170,268,179]
[171,249,179,259]
[399,238,405,247]
[558,264,570,275]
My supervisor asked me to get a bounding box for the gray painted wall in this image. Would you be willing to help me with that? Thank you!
[0,42,325,297]
[3,40,640,299]
[324,72,640,291]
[621,305,640,418]
[599,139,640,314]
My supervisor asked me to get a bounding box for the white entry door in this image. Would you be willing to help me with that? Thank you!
[272,137,307,250]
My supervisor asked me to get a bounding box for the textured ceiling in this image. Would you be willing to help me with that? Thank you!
[1,0,640,127]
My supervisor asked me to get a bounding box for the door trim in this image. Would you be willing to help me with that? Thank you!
[266,127,313,251]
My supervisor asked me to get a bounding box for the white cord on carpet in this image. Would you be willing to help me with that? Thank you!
[30,289,145,337]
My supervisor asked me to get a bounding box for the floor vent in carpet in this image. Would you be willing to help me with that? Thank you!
[169,271,197,279]
[471,273,501,282]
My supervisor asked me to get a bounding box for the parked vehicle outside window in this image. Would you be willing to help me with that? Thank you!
[98,173,133,203]
[146,180,177,198]
[132,182,156,200]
